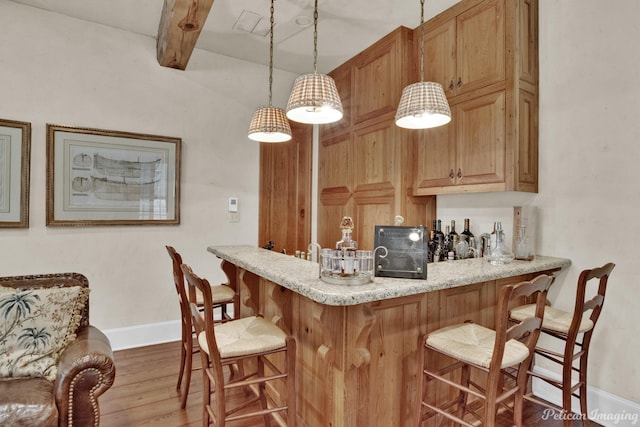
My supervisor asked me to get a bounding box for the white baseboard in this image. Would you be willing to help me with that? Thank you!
[104,308,231,351]
[104,320,182,351]
[532,366,640,426]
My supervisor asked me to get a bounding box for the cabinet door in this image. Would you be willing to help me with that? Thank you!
[422,19,456,97]
[352,120,397,247]
[456,0,505,95]
[258,122,312,253]
[324,64,352,137]
[414,121,456,191]
[456,90,505,186]
[318,132,353,249]
[353,28,411,125]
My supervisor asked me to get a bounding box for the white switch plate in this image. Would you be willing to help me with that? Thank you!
[228,212,240,223]
[228,197,238,212]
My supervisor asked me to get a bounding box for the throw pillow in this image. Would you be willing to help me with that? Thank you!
[0,285,89,381]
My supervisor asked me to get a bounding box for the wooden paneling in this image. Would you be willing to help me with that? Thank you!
[232,262,561,426]
[258,122,312,254]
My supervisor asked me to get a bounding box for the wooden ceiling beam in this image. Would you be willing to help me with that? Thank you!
[156,0,215,70]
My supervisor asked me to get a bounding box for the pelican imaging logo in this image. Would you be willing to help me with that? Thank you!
[542,409,639,425]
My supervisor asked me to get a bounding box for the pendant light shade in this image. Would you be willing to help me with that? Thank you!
[248,106,292,143]
[247,0,292,143]
[395,81,451,129]
[286,0,343,124]
[286,73,343,124]
[395,0,451,129]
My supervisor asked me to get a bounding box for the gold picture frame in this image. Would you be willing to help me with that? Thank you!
[46,124,181,226]
[0,118,31,228]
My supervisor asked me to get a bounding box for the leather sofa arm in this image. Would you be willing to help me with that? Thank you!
[54,326,116,427]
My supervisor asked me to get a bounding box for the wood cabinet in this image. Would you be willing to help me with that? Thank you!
[258,121,312,254]
[424,0,505,98]
[414,0,538,195]
[318,27,436,249]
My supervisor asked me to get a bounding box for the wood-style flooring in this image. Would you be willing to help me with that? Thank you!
[99,340,601,426]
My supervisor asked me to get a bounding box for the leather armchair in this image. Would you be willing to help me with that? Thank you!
[0,273,115,427]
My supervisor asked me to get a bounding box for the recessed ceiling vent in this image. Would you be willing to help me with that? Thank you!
[233,9,270,37]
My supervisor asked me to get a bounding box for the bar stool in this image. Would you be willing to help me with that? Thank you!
[181,263,296,427]
[510,263,615,425]
[165,245,238,408]
[418,274,553,426]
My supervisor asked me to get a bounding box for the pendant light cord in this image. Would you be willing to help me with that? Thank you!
[420,0,425,82]
[268,0,275,106]
[313,0,318,74]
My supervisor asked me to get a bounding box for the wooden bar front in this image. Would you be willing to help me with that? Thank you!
[222,259,561,426]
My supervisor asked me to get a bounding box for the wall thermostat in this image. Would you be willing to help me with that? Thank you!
[228,197,238,212]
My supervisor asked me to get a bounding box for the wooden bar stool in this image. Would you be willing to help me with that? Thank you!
[418,274,553,426]
[166,245,238,408]
[181,263,296,427]
[510,263,615,426]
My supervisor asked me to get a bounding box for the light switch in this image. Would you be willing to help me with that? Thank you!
[228,197,238,212]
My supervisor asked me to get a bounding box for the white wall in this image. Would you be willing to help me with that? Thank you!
[439,0,640,406]
[1,0,638,414]
[0,1,296,330]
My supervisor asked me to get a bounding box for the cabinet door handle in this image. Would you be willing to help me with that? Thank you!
[457,77,462,87]
[457,168,462,178]
[449,169,455,179]
[449,80,454,91]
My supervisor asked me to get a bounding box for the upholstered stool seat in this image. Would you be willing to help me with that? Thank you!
[426,323,530,369]
[198,315,287,359]
[510,304,593,334]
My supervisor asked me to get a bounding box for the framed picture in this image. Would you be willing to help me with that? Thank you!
[0,119,31,228]
[46,124,181,226]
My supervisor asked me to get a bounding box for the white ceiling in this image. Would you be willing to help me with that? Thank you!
[9,0,461,74]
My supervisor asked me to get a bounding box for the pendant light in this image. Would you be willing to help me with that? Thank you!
[286,0,343,124]
[395,0,451,129]
[248,0,292,143]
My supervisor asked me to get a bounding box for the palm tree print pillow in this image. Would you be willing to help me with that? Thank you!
[0,285,89,381]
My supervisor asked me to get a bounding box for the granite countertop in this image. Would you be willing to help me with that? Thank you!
[207,245,571,306]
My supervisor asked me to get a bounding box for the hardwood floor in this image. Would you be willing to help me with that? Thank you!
[100,340,600,426]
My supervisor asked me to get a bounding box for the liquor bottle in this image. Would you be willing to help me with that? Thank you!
[461,218,474,242]
[449,220,459,241]
[435,219,445,242]
[487,221,514,265]
[336,216,357,251]
[433,235,444,262]
[336,216,357,275]
[448,220,459,259]
[427,230,436,263]
[489,221,498,255]
[443,225,451,255]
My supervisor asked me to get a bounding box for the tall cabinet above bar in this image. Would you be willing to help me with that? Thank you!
[413,0,539,195]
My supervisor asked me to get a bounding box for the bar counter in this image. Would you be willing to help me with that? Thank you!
[208,245,570,305]
[207,244,570,426]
